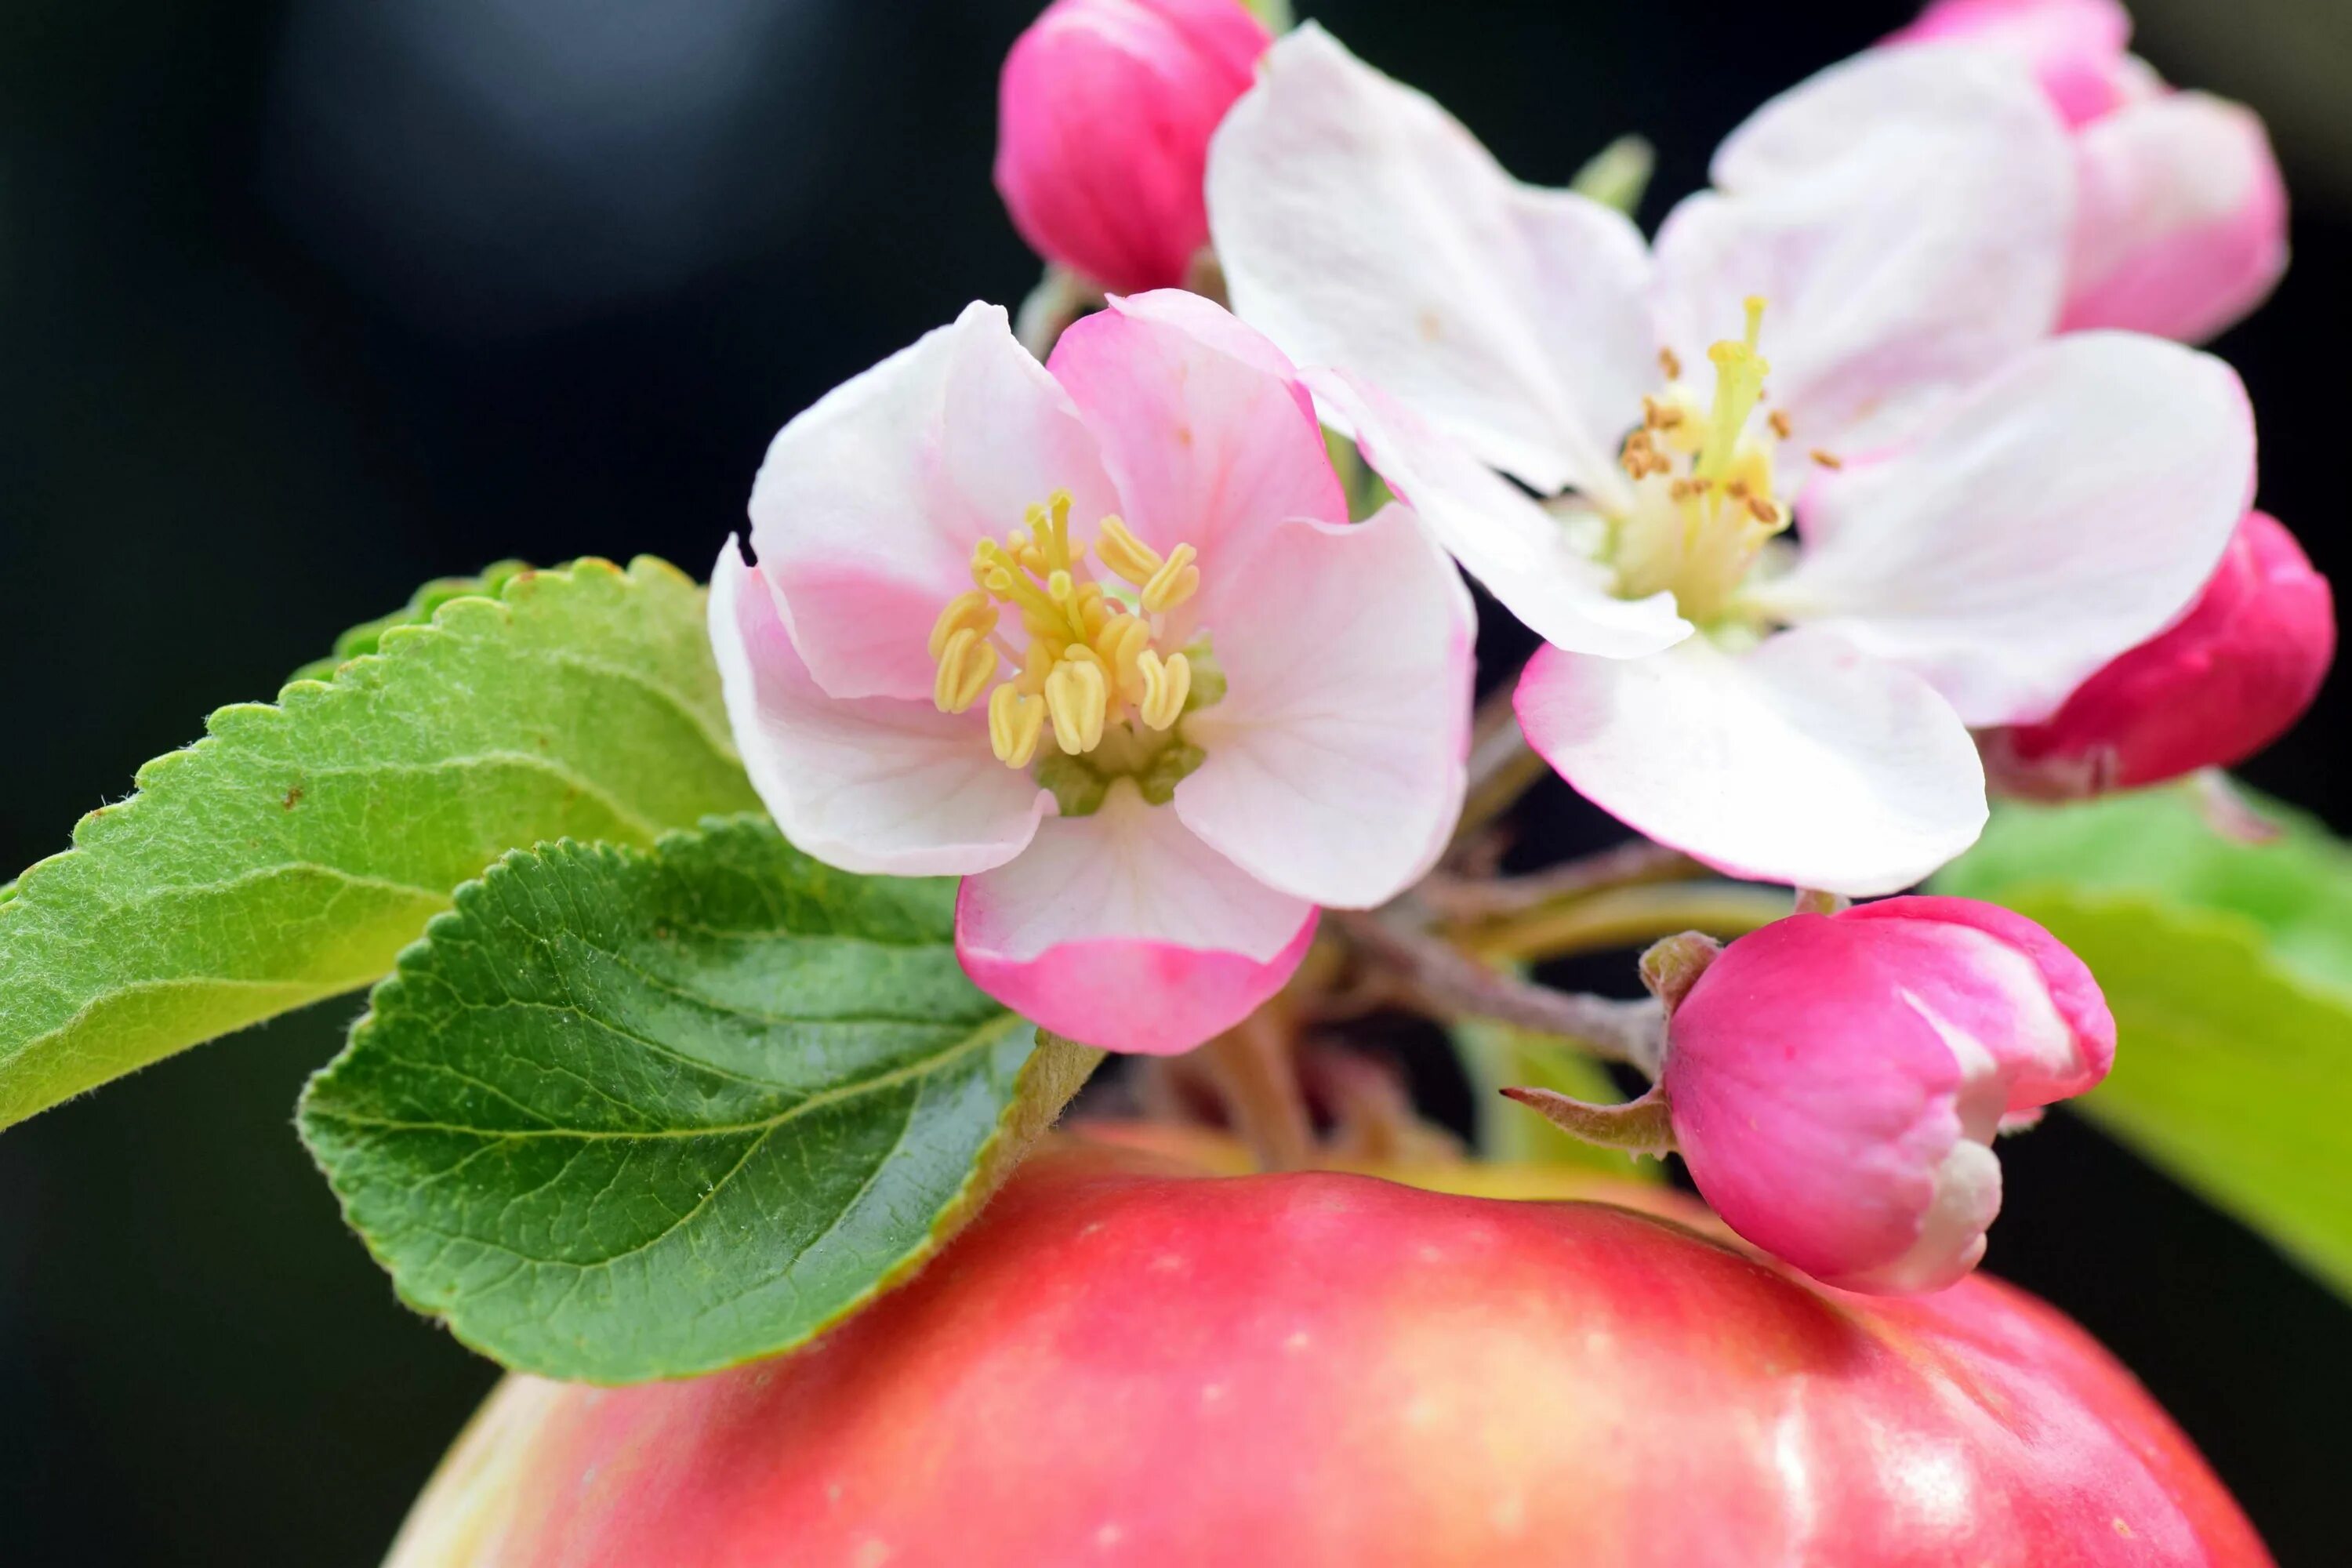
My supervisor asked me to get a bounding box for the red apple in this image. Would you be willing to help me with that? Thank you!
[387,1134,2269,1566]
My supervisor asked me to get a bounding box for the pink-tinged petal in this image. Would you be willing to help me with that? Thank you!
[1664,895,2110,1292]
[1761,332,2256,728]
[1305,368,1689,659]
[1173,503,1474,909]
[709,541,1049,877]
[1657,47,2071,456]
[1206,24,1657,507]
[955,786,1316,1055]
[1515,630,1987,897]
[2062,92,2289,344]
[1887,0,2136,126]
[1985,511,2336,795]
[995,0,1271,293]
[1838,895,2116,1108]
[749,301,1118,702]
[1047,291,1345,601]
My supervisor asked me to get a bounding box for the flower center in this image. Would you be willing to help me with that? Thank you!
[927,490,1211,800]
[1605,297,1824,627]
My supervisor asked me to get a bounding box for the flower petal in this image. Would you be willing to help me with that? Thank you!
[955,785,1317,1055]
[1759,332,2256,727]
[1885,0,2138,129]
[1654,46,2072,456]
[1172,503,1474,908]
[749,301,1118,702]
[1206,24,1655,506]
[709,540,1049,877]
[1305,369,1690,659]
[1046,290,1345,599]
[1515,630,1987,896]
[2062,91,2289,344]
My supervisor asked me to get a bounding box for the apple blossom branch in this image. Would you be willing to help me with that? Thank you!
[1330,906,1668,1077]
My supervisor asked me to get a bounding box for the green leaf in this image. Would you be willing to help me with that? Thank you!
[299,818,1102,1382]
[1454,1018,1662,1179]
[0,557,760,1130]
[289,560,532,684]
[1935,786,2352,1298]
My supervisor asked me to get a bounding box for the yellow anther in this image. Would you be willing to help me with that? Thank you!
[932,627,996,714]
[1047,568,1076,604]
[927,590,998,661]
[1095,612,1152,693]
[1017,639,1056,695]
[1095,515,1164,587]
[1044,657,1109,754]
[1136,649,1191,731]
[1142,543,1201,613]
[988,684,1047,769]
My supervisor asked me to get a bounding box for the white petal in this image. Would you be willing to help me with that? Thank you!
[1515,630,1987,896]
[1306,369,1690,659]
[1759,332,2256,726]
[1653,47,2072,456]
[708,541,1049,877]
[1207,24,1654,506]
[1174,504,1475,908]
[748,301,1118,702]
[956,785,1311,964]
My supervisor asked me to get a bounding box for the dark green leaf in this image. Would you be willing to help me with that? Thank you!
[1,557,759,1128]
[1936,785,2352,1298]
[299,818,1102,1382]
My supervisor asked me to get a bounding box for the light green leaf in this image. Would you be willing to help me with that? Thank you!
[289,559,532,684]
[299,818,1102,1382]
[0,557,760,1130]
[1935,785,2352,1298]
[1454,1018,1663,1179]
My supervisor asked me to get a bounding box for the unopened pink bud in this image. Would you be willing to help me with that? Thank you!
[1984,511,2334,799]
[1890,0,2288,343]
[1661,897,2114,1295]
[995,0,1272,294]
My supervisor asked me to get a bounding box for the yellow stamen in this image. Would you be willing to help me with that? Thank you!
[1695,296,1770,486]
[932,627,996,713]
[1136,650,1191,731]
[1142,543,1200,613]
[1095,612,1152,696]
[1044,658,1109,754]
[1095,514,1163,586]
[927,590,996,662]
[988,684,1047,768]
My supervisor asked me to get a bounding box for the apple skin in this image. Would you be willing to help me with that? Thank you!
[387,1136,2269,1568]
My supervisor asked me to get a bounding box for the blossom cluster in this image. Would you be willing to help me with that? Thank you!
[709,0,2330,1293]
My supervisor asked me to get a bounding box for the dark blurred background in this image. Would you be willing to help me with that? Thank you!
[2,1,2347,1562]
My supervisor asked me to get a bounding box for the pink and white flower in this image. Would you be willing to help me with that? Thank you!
[996,0,1274,295]
[1888,0,2289,343]
[709,292,1475,1055]
[1662,896,2115,1294]
[1981,510,2335,798]
[1207,27,2255,894]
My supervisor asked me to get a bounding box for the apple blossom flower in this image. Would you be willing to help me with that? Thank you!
[1888,0,2288,343]
[1662,896,2115,1294]
[996,0,1273,295]
[708,292,1474,1056]
[1207,27,2255,895]
[1981,510,2335,799]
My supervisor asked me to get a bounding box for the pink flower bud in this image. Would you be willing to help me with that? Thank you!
[1661,896,2114,1295]
[1890,0,2288,343]
[1984,511,2335,799]
[995,0,1272,294]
